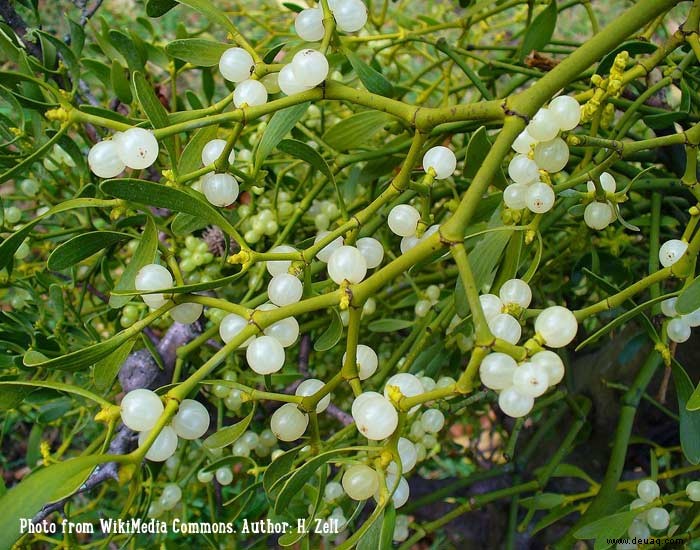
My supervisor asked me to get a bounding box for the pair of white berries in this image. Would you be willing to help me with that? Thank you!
[660,296,700,344]
[480,350,564,418]
[198,139,240,207]
[295,0,367,43]
[87,128,160,178]
[269,380,334,441]
[278,49,329,96]
[503,156,556,214]
[583,172,618,230]
[134,264,203,324]
[217,48,268,107]
[341,464,410,508]
[312,232,384,283]
[120,389,210,461]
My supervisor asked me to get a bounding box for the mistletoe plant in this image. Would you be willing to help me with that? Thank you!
[2,0,700,547]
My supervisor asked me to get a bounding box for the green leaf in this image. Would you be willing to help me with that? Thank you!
[146,0,178,17]
[0,126,66,185]
[177,0,245,37]
[165,39,229,66]
[111,60,133,105]
[278,139,336,185]
[368,319,414,332]
[597,40,657,76]
[574,510,637,545]
[48,231,131,271]
[254,102,310,172]
[345,50,394,97]
[100,179,239,239]
[93,339,136,391]
[574,294,668,351]
[263,445,302,498]
[0,198,115,270]
[109,30,146,71]
[109,216,158,308]
[463,127,507,189]
[132,71,177,168]
[676,275,700,314]
[323,111,393,151]
[172,213,208,236]
[520,493,566,510]
[520,1,557,59]
[274,448,360,514]
[314,308,343,351]
[203,406,254,449]
[0,454,113,550]
[0,380,111,406]
[672,360,700,464]
[358,505,395,550]
[178,125,219,175]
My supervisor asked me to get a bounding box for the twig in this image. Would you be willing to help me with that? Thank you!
[0,0,42,58]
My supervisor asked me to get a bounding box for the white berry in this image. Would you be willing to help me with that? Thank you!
[220,313,253,347]
[295,8,325,41]
[512,130,537,155]
[333,0,368,32]
[172,399,210,440]
[499,279,532,308]
[170,303,203,324]
[277,64,313,95]
[295,378,331,413]
[531,350,565,385]
[388,204,420,237]
[201,139,235,166]
[355,237,384,269]
[512,362,550,397]
[479,294,503,322]
[586,172,616,194]
[343,344,378,380]
[668,317,691,343]
[138,425,178,462]
[219,47,254,83]
[535,306,578,348]
[533,137,569,173]
[266,245,296,276]
[327,245,367,284]
[291,49,329,87]
[660,297,677,318]
[342,464,378,500]
[637,479,660,502]
[233,79,268,108]
[498,386,534,418]
[116,128,159,170]
[508,154,539,184]
[488,313,522,345]
[216,467,233,485]
[400,234,420,254]
[88,141,125,178]
[159,483,182,510]
[314,231,344,262]
[422,146,457,179]
[659,239,688,268]
[526,182,555,213]
[527,108,560,142]
[135,264,173,309]
[120,389,163,431]
[268,273,303,306]
[352,394,398,440]
[503,183,528,210]
[549,95,581,131]
[264,313,299,347]
[686,480,700,501]
[646,507,670,530]
[421,409,445,433]
[271,403,309,441]
[584,202,614,230]
[479,353,518,390]
[246,335,285,374]
[388,437,418,474]
[201,173,239,207]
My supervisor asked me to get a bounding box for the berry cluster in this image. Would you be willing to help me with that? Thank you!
[583,172,618,230]
[477,279,577,417]
[88,128,160,178]
[660,296,700,343]
[505,96,581,214]
[120,390,210,462]
[135,264,204,324]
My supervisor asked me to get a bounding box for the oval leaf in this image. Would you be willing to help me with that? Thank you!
[203,406,254,449]
[48,231,131,271]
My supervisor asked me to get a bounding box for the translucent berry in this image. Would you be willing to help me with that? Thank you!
[388,204,420,237]
[422,146,457,179]
[271,403,309,441]
[535,306,578,348]
[233,79,268,108]
[219,47,254,83]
